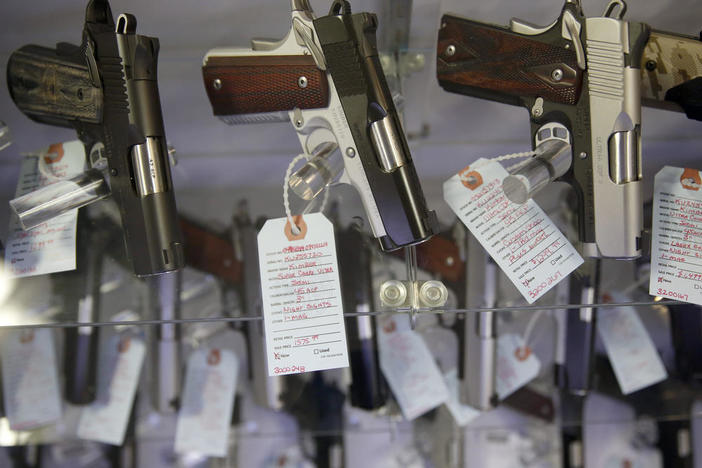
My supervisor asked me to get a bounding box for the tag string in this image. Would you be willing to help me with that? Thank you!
[283,154,330,235]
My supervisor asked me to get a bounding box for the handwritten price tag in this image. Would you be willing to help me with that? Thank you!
[258,213,348,376]
[649,166,702,305]
[378,315,449,420]
[496,333,540,399]
[175,348,238,457]
[443,369,480,427]
[443,158,582,303]
[77,334,145,446]
[598,293,667,394]
[4,141,86,277]
[0,329,62,430]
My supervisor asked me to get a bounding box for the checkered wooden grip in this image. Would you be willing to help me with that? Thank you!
[202,55,329,116]
[437,14,583,106]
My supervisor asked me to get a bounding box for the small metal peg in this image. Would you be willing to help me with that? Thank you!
[213,78,222,90]
[445,45,456,57]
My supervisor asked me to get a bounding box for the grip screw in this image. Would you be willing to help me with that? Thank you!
[213,78,222,90]
[445,45,456,57]
[579,151,588,159]
[345,147,356,158]
[551,68,564,81]
[645,60,657,71]
[298,76,308,88]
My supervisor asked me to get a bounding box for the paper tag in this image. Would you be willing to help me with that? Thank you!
[377,315,449,420]
[598,293,667,394]
[0,329,62,430]
[175,348,238,457]
[443,369,480,426]
[258,213,348,376]
[496,333,540,399]
[443,158,583,303]
[5,141,86,277]
[77,334,145,445]
[465,429,525,468]
[649,166,702,304]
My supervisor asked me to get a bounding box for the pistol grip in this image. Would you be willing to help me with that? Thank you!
[437,14,583,106]
[202,55,330,116]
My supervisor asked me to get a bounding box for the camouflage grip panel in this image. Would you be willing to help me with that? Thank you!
[437,14,583,106]
[642,30,702,118]
[202,55,329,116]
[7,44,102,126]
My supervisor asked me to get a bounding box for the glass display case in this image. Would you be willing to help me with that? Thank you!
[0,0,700,467]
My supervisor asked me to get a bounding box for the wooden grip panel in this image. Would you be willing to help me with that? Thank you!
[202,55,329,115]
[180,218,242,285]
[437,15,583,105]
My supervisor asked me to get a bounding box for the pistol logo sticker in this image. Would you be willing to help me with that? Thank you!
[207,349,221,366]
[458,166,483,190]
[680,168,701,191]
[284,215,308,241]
[43,143,65,165]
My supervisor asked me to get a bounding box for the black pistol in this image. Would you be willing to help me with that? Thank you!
[7,0,183,276]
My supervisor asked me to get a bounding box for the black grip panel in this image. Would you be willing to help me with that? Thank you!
[337,226,387,410]
[558,259,599,394]
[314,10,438,250]
[59,213,110,405]
[666,77,702,121]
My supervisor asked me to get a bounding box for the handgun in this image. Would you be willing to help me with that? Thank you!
[6,0,183,276]
[179,208,289,410]
[232,205,289,411]
[53,211,113,405]
[594,353,697,468]
[336,219,388,410]
[202,0,438,251]
[145,271,182,414]
[437,0,649,259]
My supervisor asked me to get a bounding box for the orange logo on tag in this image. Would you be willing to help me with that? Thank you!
[382,319,396,334]
[43,143,65,165]
[680,168,701,191]
[458,166,483,190]
[602,292,613,304]
[118,336,131,353]
[284,216,307,241]
[207,349,221,366]
[515,346,531,361]
[19,330,34,343]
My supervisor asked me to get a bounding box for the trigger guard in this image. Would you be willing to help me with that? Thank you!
[303,127,336,155]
